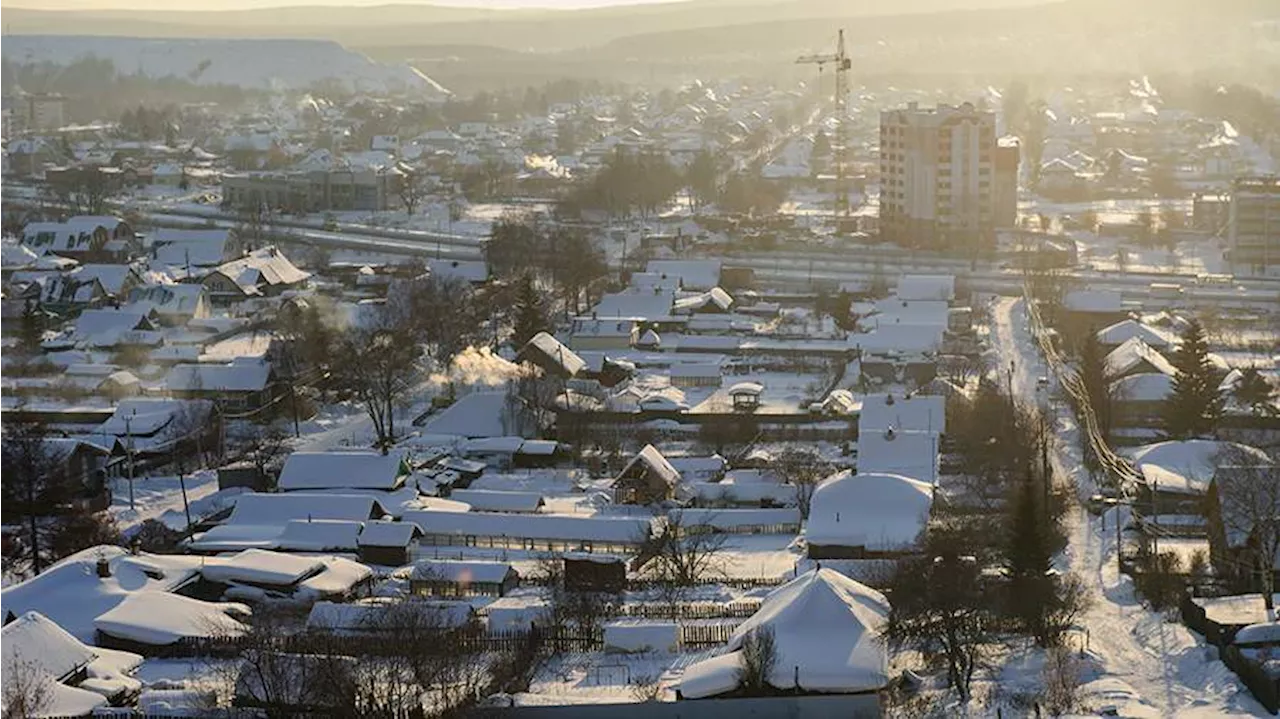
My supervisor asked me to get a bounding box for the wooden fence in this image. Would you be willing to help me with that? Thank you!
[134,619,752,659]
[611,601,762,620]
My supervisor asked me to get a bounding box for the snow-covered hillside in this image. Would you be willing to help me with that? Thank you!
[3,35,445,94]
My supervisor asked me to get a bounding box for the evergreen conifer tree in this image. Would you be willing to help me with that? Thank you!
[1162,319,1224,438]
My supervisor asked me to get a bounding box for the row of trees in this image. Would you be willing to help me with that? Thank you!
[279,275,488,451]
[562,148,683,219]
[486,213,609,320]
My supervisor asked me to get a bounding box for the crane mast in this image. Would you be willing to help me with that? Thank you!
[796,29,851,224]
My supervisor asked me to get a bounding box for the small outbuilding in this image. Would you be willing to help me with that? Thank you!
[409,559,519,598]
[357,520,424,566]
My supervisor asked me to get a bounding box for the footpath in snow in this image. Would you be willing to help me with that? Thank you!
[989,297,1266,717]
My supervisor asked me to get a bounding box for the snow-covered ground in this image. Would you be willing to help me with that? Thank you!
[989,296,1267,716]
[109,471,225,534]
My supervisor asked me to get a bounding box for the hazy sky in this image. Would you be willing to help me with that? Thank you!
[5,0,687,8]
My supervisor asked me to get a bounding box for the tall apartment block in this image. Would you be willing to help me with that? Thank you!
[880,102,1016,251]
[1229,175,1280,271]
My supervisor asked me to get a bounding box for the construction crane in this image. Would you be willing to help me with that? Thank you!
[796,29,852,224]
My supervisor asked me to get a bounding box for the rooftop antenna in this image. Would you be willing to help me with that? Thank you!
[796,29,852,226]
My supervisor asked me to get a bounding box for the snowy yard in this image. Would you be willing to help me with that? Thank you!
[109,471,225,534]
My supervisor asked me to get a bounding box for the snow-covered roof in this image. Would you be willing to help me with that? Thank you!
[72,263,139,296]
[617,444,681,487]
[2,611,98,682]
[276,449,410,492]
[423,390,515,438]
[691,481,797,506]
[674,287,734,313]
[1103,338,1175,379]
[1127,440,1273,496]
[207,247,309,293]
[94,593,250,645]
[0,548,203,643]
[645,259,722,291]
[856,428,938,484]
[896,274,955,301]
[189,488,386,550]
[517,332,587,378]
[0,611,143,718]
[74,308,150,338]
[358,520,422,548]
[402,510,656,544]
[1110,372,1174,403]
[223,492,388,526]
[1234,622,1280,646]
[1096,319,1177,349]
[728,381,764,396]
[857,393,944,436]
[149,228,235,267]
[678,568,890,698]
[806,472,934,550]
[276,519,363,552]
[410,559,515,585]
[200,549,326,586]
[448,489,545,513]
[592,289,675,319]
[164,360,272,392]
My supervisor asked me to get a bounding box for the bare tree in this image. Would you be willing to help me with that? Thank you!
[2,655,52,719]
[241,422,293,488]
[398,168,428,216]
[1213,448,1280,619]
[1040,646,1084,716]
[395,275,485,370]
[647,511,730,590]
[773,447,831,520]
[886,551,993,701]
[333,326,422,453]
[736,626,778,695]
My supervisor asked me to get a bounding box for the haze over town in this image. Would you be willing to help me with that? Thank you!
[0,0,1278,717]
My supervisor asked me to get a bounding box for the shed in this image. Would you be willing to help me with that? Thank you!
[409,559,519,598]
[728,381,764,412]
[563,553,628,593]
[357,520,424,566]
[275,519,363,553]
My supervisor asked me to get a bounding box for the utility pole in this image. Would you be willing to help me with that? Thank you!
[796,29,852,227]
[124,410,136,510]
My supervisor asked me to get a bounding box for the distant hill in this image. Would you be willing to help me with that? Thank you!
[1,35,442,93]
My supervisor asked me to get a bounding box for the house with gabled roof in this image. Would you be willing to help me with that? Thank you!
[164,358,276,412]
[20,216,136,262]
[276,449,411,493]
[198,246,309,304]
[1,611,143,715]
[613,444,683,505]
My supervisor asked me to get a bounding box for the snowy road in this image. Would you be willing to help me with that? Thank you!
[989,297,1266,717]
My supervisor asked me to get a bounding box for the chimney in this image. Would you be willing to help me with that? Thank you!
[96,554,111,578]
